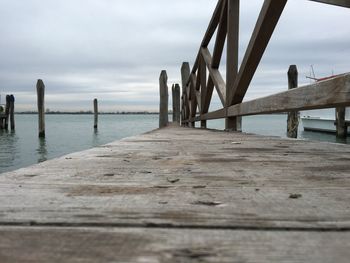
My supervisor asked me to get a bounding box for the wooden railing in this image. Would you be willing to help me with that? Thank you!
[180,0,350,131]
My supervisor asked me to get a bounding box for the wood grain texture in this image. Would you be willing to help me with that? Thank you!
[1,126,350,261]
[228,73,350,117]
[0,227,350,263]
[1,126,350,229]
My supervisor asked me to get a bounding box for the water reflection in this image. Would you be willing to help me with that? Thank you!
[0,130,19,170]
[37,137,48,163]
[92,128,100,147]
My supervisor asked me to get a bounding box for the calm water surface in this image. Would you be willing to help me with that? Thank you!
[0,114,348,174]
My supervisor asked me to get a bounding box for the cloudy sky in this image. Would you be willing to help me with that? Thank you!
[0,0,349,112]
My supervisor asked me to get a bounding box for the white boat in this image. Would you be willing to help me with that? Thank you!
[301,108,350,134]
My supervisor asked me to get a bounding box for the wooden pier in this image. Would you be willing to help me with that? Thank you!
[0,125,350,262]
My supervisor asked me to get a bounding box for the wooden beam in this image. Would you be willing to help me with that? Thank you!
[190,73,198,121]
[196,90,202,114]
[202,77,215,114]
[201,47,226,106]
[226,0,240,130]
[187,0,225,84]
[212,0,228,68]
[200,55,207,114]
[226,0,239,105]
[227,73,350,117]
[201,0,226,48]
[229,0,287,105]
[308,0,350,8]
[201,108,226,121]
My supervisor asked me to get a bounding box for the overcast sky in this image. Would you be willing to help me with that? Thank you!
[0,0,349,112]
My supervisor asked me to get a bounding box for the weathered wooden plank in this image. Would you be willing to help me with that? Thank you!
[309,0,350,8]
[229,0,287,105]
[1,227,350,263]
[1,126,350,231]
[201,47,226,106]
[228,73,350,117]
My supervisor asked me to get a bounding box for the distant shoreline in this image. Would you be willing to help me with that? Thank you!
[15,111,162,115]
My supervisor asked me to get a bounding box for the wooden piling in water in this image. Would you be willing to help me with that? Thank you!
[37,79,45,138]
[172,84,180,124]
[9,95,15,131]
[287,65,299,138]
[4,95,10,130]
[93,99,98,129]
[159,70,168,128]
[336,107,347,138]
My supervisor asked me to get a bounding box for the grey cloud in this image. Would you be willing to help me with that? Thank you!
[0,0,349,111]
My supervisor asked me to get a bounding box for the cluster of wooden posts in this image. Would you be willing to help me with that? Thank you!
[0,95,15,131]
[159,70,181,128]
[159,0,350,138]
[1,79,100,137]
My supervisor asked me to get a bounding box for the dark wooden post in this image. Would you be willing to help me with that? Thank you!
[181,62,190,127]
[172,84,180,124]
[336,107,347,138]
[159,70,168,128]
[9,95,15,130]
[93,99,98,129]
[37,79,45,138]
[225,0,241,131]
[4,95,10,130]
[287,65,299,138]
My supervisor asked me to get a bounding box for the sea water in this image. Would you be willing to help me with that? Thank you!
[0,114,348,174]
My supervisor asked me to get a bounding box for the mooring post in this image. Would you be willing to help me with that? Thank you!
[172,84,180,125]
[336,107,347,138]
[37,79,45,138]
[287,65,299,138]
[4,95,10,130]
[9,95,15,130]
[93,98,98,129]
[159,70,168,128]
[181,62,190,127]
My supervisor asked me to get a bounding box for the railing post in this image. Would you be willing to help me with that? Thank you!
[336,107,347,138]
[172,84,181,125]
[9,95,15,131]
[159,70,169,128]
[93,98,98,129]
[181,62,190,127]
[287,65,299,138]
[37,79,45,138]
[225,0,241,132]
